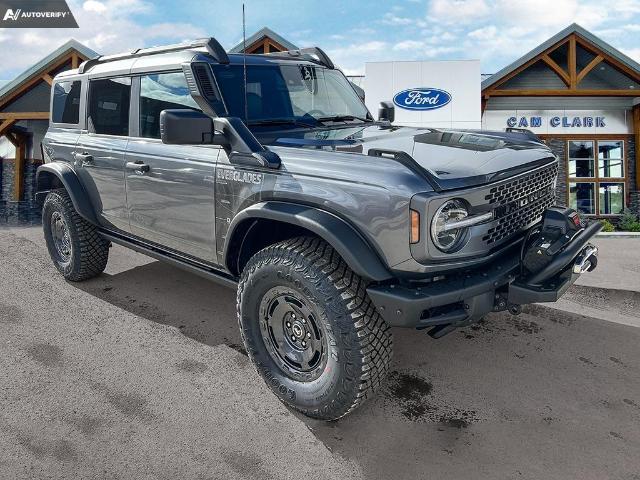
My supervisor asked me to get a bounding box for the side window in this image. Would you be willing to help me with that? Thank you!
[52,81,81,124]
[88,77,131,136]
[139,72,200,139]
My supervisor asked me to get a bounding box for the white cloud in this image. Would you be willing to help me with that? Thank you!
[82,1,107,13]
[393,40,425,51]
[467,25,497,40]
[429,0,490,24]
[0,0,205,79]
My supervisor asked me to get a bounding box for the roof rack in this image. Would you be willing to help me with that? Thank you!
[77,37,229,74]
[265,47,335,69]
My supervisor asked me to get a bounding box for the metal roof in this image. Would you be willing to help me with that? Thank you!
[481,23,640,91]
[228,26,298,53]
[0,39,98,102]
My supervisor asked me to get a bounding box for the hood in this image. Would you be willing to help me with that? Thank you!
[255,124,556,191]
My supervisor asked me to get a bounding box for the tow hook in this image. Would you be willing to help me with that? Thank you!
[573,244,598,274]
[508,304,522,316]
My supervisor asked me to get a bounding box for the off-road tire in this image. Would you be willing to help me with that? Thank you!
[42,189,110,281]
[237,236,393,420]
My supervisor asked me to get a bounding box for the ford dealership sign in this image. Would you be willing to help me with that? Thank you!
[393,88,451,111]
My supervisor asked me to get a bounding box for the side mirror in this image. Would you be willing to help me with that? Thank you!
[378,101,395,123]
[160,109,224,145]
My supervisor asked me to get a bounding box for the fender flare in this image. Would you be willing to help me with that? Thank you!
[225,201,392,282]
[36,162,98,224]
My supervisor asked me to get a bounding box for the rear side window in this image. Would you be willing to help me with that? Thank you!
[88,77,131,136]
[139,72,200,139]
[52,81,81,124]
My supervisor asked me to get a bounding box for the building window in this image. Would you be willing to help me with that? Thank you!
[139,72,200,139]
[52,80,81,124]
[88,77,131,136]
[567,139,625,216]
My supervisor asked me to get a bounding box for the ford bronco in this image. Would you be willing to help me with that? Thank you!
[38,38,601,420]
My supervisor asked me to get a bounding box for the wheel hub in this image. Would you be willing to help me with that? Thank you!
[50,211,71,262]
[259,287,326,380]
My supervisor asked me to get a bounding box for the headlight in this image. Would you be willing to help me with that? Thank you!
[430,199,469,252]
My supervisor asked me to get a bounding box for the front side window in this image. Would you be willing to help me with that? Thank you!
[211,64,370,123]
[139,72,200,139]
[567,139,625,215]
[52,80,81,124]
[88,77,131,136]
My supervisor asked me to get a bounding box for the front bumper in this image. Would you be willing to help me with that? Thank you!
[367,220,601,337]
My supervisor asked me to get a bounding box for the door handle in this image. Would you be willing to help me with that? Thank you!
[75,152,93,166]
[125,161,150,174]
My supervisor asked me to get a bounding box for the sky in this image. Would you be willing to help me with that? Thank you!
[1,0,640,82]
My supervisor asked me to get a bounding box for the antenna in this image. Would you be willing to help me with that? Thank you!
[242,3,248,124]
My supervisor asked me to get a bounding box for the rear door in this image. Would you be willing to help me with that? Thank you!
[75,76,131,232]
[124,71,220,263]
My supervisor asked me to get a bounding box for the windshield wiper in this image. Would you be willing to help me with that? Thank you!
[248,118,317,128]
[316,115,372,124]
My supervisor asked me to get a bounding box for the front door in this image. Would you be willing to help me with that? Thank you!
[75,76,132,232]
[124,72,220,263]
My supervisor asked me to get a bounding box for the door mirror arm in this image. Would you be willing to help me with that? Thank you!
[214,117,281,169]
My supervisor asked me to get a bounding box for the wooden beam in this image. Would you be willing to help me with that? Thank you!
[71,53,79,69]
[42,73,53,86]
[576,54,603,85]
[488,89,640,97]
[541,54,571,86]
[0,112,50,120]
[5,132,20,147]
[13,138,25,201]
[0,118,16,136]
[575,34,640,84]
[568,35,577,89]
[0,52,74,110]
[484,38,569,93]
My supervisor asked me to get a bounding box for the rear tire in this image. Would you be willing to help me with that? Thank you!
[42,189,110,281]
[237,236,393,420]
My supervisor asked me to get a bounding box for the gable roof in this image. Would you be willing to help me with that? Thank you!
[481,23,640,91]
[0,39,98,102]
[228,26,298,53]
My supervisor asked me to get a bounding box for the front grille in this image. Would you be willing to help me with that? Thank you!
[482,162,558,245]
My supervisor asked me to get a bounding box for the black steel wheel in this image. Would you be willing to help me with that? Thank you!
[42,189,110,281]
[259,287,327,381]
[237,236,393,420]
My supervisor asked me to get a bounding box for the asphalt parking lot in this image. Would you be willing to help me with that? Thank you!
[1,226,639,480]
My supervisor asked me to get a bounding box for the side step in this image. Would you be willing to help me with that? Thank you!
[99,231,238,289]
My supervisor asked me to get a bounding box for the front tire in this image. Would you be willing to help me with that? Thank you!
[42,189,110,281]
[237,236,393,420]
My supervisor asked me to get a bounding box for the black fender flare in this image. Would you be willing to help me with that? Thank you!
[36,162,98,224]
[225,201,392,282]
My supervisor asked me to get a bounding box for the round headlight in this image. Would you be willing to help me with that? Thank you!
[431,199,469,252]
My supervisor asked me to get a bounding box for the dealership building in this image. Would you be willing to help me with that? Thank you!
[0,23,639,222]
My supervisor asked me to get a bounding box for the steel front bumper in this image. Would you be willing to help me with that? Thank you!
[367,221,601,337]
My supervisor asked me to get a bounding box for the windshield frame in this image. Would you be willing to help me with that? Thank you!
[209,62,373,127]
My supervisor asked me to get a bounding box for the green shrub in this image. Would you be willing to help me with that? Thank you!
[618,210,640,232]
[600,219,616,232]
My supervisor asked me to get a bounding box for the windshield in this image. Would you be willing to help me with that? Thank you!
[211,63,371,125]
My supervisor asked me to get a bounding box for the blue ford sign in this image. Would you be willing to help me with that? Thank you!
[393,88,451,111]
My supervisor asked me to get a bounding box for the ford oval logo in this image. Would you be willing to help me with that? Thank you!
[393,88,452,111]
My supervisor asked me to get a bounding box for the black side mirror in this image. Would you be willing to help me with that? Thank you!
[160,109,224,145]
[378,101,395,123]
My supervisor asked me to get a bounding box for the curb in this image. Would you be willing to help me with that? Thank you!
[596,232,640,238]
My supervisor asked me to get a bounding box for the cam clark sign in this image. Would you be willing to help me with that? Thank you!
[482,110,632,134]
[0,0,78,28]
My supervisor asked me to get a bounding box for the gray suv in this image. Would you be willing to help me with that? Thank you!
[38,38,601,420]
